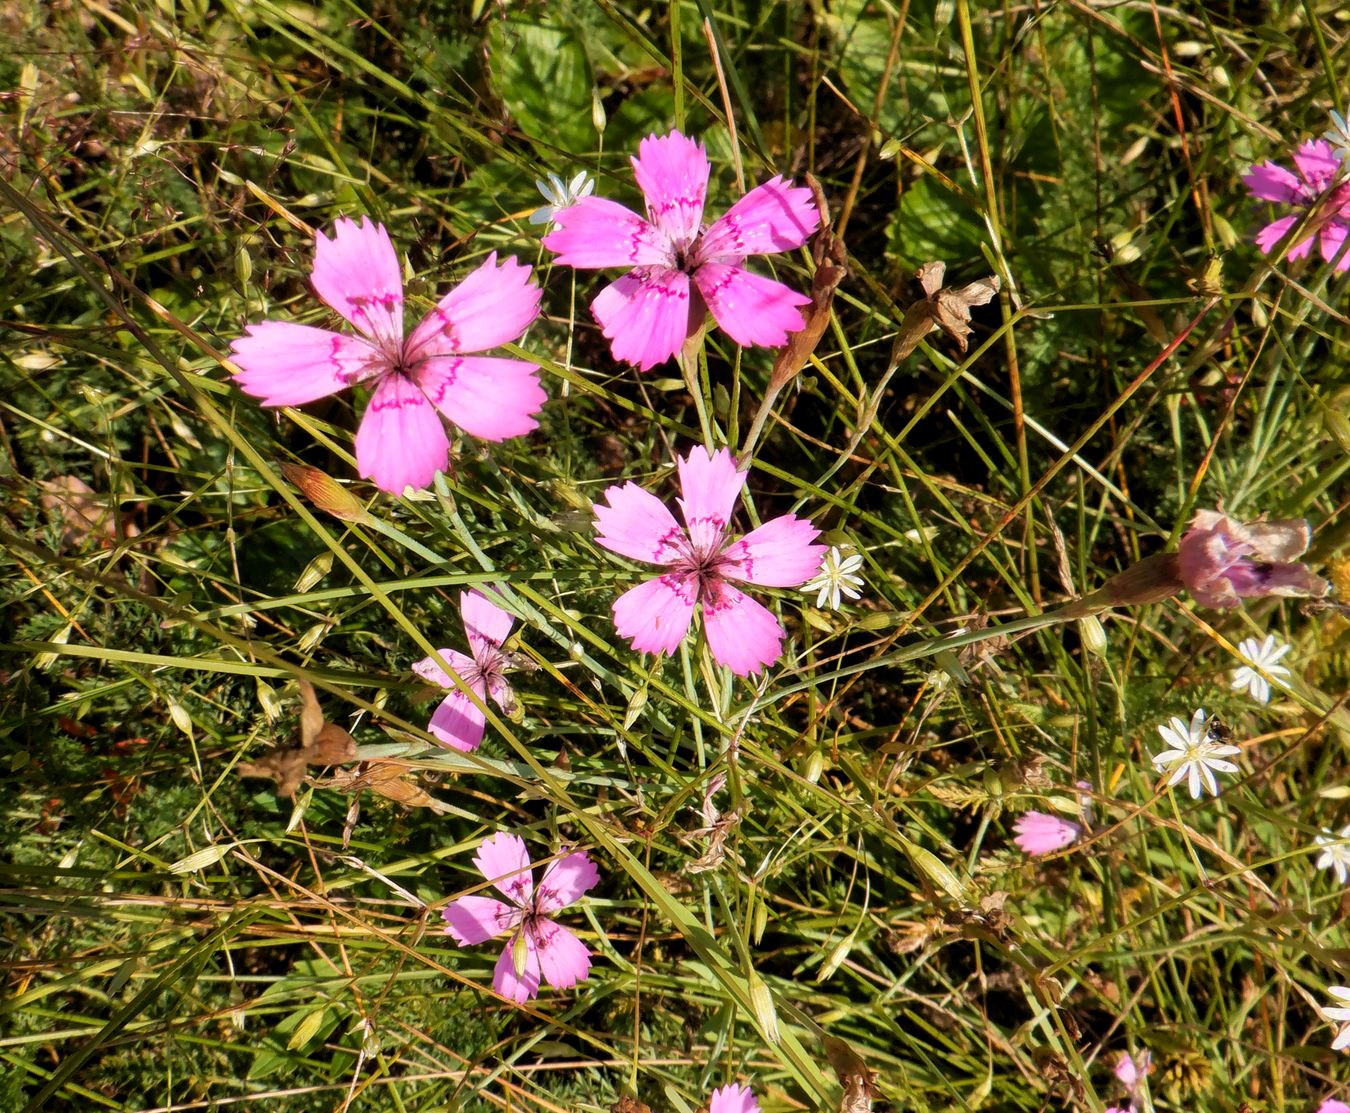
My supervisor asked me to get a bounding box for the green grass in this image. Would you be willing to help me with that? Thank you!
[3,1,1350,1110]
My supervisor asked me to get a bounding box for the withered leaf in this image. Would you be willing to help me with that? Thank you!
[319,759,453,834]
[237,679,357,797]
[613,1096,651,1113]
[40,476,139,550]
[823,1034,877,1113]
[769,174,848,392]
[893,259,1001,361]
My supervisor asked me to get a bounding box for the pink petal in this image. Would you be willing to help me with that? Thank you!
[631,130,709,248]
[698,177,820,260]
[492,937,541,1002]
[612,574,698,656]
[1294,139,1342,192]
[1321,221,1350,270]
[701,581,786,676]
[531,919,592,990]
[404,252,541,360]
[536,850,599,914]
[1317,1101,1350,1113]
[1241,160,1304,204]
[694,262,810,349]
[676,446,744,556]
[593,480,687,566]
[473,832,534,907]
[720,514,825,588]
[709,1084,759,1113]
[413,648,477,689]
[461,588,515,651]
[230,321,383,406]
[354,374,450,493]
[428,688,487,752]
[1113,1052,1138,1088]
[591,267,699,371]
[541,197,671,268]
[310,216,405,348]
[1011,811,1081,855]
[442,895,517,944]
[1254,214,1300,255]
[414,355,544,441]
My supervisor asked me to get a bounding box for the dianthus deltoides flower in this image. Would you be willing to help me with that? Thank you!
[413,589,519,752]
[542,130,820,370]
[230,217,545,493]
[594,446,826,676]
[443,832,598,1002]
[1243,138,1350,271]
[1177,510,1328,609]
[1012,811,1081,856]
[709,1084,759,1113]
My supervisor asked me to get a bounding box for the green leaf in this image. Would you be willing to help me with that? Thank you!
[489,16,595,156]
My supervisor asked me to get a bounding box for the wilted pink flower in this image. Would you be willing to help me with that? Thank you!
[1114,1050,1150,1092]
[413,590,519,752]
[1177,510,1328,609]
[594,446,825,676]
[542,130,819,370]
[230,217,544,493]
[1012,811,1081,856]
[442,832,598,1002]
[1243,139,1350,270]
[709,1084,758,1113]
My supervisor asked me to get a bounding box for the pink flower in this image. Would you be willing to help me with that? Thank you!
[442,832,598,1002]
[413,589,519,752]
[709,1084,758,1113]
[1012,811,1081,856]
[594,446,826,676]
[542,130,819,370]
[1242,139,1350,270]
[1114,1050,1150,1092]
[1177,509,1328,610]
[230,217,545,493]
[1317,1100,1350,1113]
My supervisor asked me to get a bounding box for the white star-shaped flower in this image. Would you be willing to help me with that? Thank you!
[1316,825,1350,885]
[1324,986,1350,1051]
[1230,634,1292,704]
[1150,709,1240,799]
[803,545,865,610]
[529,171,596,226]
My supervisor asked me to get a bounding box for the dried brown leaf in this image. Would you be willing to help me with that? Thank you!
[823,1034,876,1113]
[237,679,356,797]
[40,475,138,549]
[320,760,452,813]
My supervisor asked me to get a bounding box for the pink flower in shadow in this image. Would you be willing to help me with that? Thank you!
[594,446,826,676]
[543,130,819,370]
[413,589,519,752]
[230,217,544,493]
[442,832,598,1003]
[1243,139,1350,270]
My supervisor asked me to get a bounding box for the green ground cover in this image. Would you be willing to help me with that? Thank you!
[3,1,1350,1110]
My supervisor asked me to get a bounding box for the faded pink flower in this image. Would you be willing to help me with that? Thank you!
[709,1084,758,1113]
[1177,510,1328,610]
[1243,139,1350,270]
[413,589,519,752]
[442,832,598,1002]
[1012,811,1081,856]
[542,130,819,370]
[594,446,825,676]
[1114,1050,1150,1092]
[230,217,544,493]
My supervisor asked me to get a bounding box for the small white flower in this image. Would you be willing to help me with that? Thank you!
[803,545,865,610]
[1324,986,1350,1051]
[529,170,596,226]
[1150,708,1240,799]
[1315,825,1350,885]
[1230,634,1292,704]
[1325,109,1350,168]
